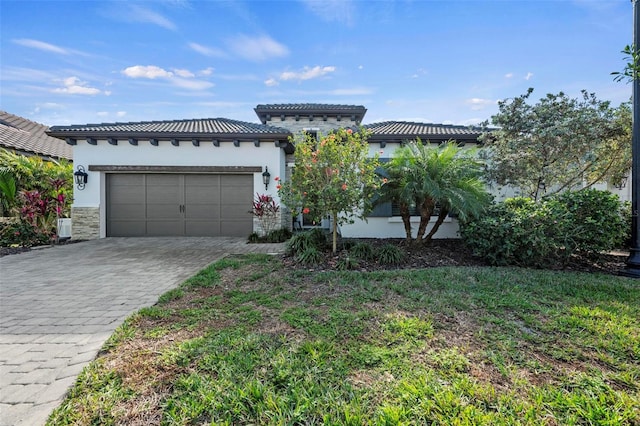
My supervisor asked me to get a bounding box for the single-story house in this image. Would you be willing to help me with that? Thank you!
[1,111,73,161]
[43,104,499,240]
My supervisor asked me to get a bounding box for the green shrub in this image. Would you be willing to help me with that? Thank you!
[295,246,324,266]
[349,241,374,260]
[460,190,628,267]
[551,189,627,255]
[248,228,292,244]
[266,228,292,243]
[460,197,558,267]
[336,255,360,270]
[0,220,51,247]
[377,243,404,265]
[286,229,328,256]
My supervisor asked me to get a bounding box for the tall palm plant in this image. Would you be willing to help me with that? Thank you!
[381,140,491,245]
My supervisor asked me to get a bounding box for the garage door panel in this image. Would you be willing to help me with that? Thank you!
[220,204,250,219]
[146,186,180,200]
[186,204,220,219]
[109,203,146,220]
[107,173,252,237]
[109,221,147,237]
[146,220,184,236]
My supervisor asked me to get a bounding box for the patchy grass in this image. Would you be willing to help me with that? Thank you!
[48,254,640,425]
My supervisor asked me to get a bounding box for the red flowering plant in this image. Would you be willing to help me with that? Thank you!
[249,193,280,237]
[277,127,382,253]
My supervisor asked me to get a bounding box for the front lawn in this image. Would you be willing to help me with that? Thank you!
[48,254,640,425]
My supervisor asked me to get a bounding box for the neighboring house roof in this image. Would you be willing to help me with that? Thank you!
[0,111,73,160]
[255,103,367,124]
[47,118,292,142]
[365,121,482,143]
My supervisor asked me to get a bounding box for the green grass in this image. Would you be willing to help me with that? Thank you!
[48,256,640,425]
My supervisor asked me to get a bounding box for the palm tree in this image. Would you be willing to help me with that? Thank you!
[381,140,491,245]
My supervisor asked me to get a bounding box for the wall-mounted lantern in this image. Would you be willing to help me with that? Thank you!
[262,166,271,190]
[74,165,88,190]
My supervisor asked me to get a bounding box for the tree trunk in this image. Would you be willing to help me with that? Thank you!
[415,198,435,244]
[399,202,412,243]
[423,208,449,243]
[332,211,338,253]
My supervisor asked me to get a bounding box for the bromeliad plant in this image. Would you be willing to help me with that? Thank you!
[249,193,280,237]
[277,128,382,253]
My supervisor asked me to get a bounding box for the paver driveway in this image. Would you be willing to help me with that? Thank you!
[0,237,285,426]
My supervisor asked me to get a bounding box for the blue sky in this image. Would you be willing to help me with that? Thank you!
[0,0,632,127]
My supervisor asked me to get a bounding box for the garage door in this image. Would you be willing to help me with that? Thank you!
[107,174,253,237]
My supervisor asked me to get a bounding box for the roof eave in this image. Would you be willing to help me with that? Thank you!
[47,130,292,143]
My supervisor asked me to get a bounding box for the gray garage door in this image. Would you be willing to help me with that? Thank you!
[107,174,253,237]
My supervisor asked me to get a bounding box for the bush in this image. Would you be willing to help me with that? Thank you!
[377,244,404,265]
[286,229,328,256]
[349,242,374,260]
[0,220,51,247]
[460,190,628,267]
[266,228,292,243]
[247,228,292,244]
[336,255,360,271]
[295,246,324,266]
[460,197,557,267]
[551,189,627,256]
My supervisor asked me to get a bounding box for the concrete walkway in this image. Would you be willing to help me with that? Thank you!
[0,237,285,426]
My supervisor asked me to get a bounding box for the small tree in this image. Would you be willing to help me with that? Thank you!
[278,128,381,253]
[481,88,629,200]
[380,140,491,245]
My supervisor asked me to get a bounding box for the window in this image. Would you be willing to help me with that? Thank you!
[391,201,441,217]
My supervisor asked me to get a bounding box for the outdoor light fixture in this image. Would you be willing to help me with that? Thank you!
[262,166,271,190]
[74,165,88,190]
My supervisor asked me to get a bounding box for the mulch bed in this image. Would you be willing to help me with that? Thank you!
[283,238,629,276]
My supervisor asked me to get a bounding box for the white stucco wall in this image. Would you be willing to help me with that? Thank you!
[72,139,286,237]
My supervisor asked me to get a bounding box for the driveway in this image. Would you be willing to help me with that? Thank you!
[0,237,285,426]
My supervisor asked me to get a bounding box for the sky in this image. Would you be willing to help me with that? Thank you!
[0,0,633,128]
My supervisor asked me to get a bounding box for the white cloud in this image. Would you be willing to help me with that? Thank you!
[189,42,226,58]
[97,111,109,117]
[116,111,127,117]
[121,65,213,91]
[122,65,174,79]
[525,72,534,80]
[52,77,102,95]
[302,0,356,25]
[411,68,428,79]
[465,98,494,110]
[264,78,279,87]
[505,72,514,79]
[227,34,289,61]
[13,38,70,55]
[171,78,214,90]
[280,66,336,81]
[173,68,195,78]
[198,67,214,76]
[128,5,177,30]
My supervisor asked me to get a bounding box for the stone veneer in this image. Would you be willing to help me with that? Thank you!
[71,207,100,240]
[275,116,352,136]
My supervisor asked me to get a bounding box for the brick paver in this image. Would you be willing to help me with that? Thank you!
[0,237,284,426]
